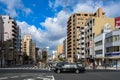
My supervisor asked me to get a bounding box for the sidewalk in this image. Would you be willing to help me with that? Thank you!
[86,66,120,70]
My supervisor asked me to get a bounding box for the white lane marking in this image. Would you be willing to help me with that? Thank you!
[36,77,43,79]
[0,77,8,80]
[21,75,28,77]
[52,75,55,80]
[10,76,19,78]
[24,78,34,80]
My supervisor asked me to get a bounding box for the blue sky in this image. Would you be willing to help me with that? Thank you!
[0,0,120,53]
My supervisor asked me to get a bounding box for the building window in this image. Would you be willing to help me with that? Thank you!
[81,43,84,45]
[113,46,119,52]
[81,48,84,50]
[95,40,102,46]
[84,14,88,16]
[77,14,81,16]
[81,27,84,29]
[95,50,102,55]
[81,32,84,34]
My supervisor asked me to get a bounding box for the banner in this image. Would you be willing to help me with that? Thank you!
[115,17,120,28]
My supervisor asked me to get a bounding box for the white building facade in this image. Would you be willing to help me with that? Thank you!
[105,29,120,66]
[94,24,111,66]
[94,24,120,66]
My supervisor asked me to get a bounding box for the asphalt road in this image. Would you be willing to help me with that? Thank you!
[0,69,120,80]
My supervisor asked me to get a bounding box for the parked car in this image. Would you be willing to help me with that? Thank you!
[54,63,85,73]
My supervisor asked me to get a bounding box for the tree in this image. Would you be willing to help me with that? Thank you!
[42,50,47,63]
[23,53,29,64]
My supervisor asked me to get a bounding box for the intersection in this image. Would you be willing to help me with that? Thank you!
[0,65,120,80]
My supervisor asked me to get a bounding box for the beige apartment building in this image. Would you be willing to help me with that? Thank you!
[57,45,63,59]
[21,35,32,57]
[67,8,109,63]
[31,43,36,62]
[2,15,20,65]
[85,17,115,59]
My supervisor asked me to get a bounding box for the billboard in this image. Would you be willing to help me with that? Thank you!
[115,17,120,28]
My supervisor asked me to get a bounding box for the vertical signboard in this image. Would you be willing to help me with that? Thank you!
[89,40,93,56]
[115,17,120,28]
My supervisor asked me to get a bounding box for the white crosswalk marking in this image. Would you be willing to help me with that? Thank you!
[0,67,50,70]
[0,77,8,80]
[10,76,19,78]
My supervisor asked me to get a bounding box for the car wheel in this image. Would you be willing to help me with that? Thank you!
[57,69,61,73]
[75,70,79,73]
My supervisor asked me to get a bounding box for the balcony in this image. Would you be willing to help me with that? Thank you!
[12,29,17,33]
[12,25,17,30]
[12,33,17,37]
[12,21,17,26]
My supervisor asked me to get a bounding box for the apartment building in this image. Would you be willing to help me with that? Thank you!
[63,39,67,59]
[0,15,4,67]
[67,8,106,63]
[16,27,22,64]
[57,45,63,59]
[2,15,20,65]
[31,43,36,62]
[85,17,115,59]
[21,35,32,56]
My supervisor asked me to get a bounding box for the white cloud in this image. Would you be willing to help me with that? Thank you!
[17,19,65,52]
[50,0,120,17]
[51,0,78,8]
[16,9,71,52]
[17,21,43,42]
[40,10,70,41]
[0,0,32,17]
[48,0,53,8]
[103,2,120,17]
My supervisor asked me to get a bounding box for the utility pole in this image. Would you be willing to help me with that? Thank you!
[0,32,3,68]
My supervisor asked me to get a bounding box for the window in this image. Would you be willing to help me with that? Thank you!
[77,14,81,16]
[95,40,102,46]
[81,27,84,29]
[81,32,84,34]
[95,50,102,55]
[106,47,112,52]
[62,65,70,68]
[84,14,88,16]
[70,64,77,68]
[113,46,119,52]
[81,43,84,45]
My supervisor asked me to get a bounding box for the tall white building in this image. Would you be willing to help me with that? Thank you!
[2,15,20,65]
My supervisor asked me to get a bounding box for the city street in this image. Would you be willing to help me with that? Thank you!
[0,66,120,80]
